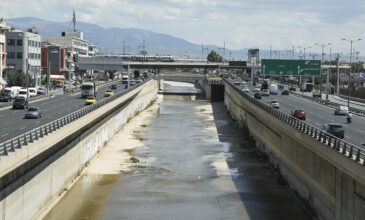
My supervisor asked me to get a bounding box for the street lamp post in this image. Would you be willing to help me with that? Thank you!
[342,38,362,108]
[314,43,331,98]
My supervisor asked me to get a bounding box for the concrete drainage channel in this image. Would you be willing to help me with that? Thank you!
[0,80,158,220]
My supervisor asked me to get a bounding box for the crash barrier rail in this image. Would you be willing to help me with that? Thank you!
[0,79,151,157]
[225,79,365,166]
[290,92,365,117]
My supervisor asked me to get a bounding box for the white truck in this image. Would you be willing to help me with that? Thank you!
[81,81,97,98]
[122,75,129,84]
[17,89,29,99]
[269,84,278,95]
[3,87,21,98]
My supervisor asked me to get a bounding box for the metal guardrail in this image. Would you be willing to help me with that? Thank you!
[225,79,365,166]
[0,79,151,157]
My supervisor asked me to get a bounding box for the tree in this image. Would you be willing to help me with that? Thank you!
[7,71,31,87]
[207,50,223,62]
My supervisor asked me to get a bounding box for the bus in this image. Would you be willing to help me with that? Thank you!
[81,81,97,98]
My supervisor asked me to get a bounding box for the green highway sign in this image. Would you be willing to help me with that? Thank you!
[261,59,321,76]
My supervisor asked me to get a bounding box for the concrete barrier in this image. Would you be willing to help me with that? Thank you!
[223,81,365,220]
[0,80,158,220]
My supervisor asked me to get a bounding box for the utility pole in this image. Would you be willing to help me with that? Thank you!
[334,53,341,96]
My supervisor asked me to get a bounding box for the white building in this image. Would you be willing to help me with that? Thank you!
[6,29,42,87]
[0,19,7,89]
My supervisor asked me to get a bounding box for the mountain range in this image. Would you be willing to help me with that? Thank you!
[6,17,248,59]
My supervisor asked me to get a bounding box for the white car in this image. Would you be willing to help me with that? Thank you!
[241,86,250,93]
[334,105,349,115]
[270,100,280,109]
[253,87,261,93]
[262,89,270,96]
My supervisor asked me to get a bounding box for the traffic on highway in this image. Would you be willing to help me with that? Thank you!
[0,75,151,143]
[230,77,365,148]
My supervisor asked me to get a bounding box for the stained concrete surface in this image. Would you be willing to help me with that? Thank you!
[43,82,314,220]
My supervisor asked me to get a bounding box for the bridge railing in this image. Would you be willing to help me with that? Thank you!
[0,78,152,157]
[225,79,365,166]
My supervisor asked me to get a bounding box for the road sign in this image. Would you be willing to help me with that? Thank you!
[261,59,321,76]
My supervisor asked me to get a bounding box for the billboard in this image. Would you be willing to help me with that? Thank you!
[261,59,321,76]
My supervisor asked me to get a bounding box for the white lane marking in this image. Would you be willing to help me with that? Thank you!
[20,126,26,130]
[345,136,351,139]
[0,133,8,138]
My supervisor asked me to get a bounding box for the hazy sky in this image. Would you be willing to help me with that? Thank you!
[2,0,365,55]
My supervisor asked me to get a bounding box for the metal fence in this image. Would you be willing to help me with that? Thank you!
[225,79,365,166]
[0,79,151,157]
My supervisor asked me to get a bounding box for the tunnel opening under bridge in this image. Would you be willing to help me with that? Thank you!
[210,84,225,102]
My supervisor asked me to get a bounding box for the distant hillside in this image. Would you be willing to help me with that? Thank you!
[6,17,247,59]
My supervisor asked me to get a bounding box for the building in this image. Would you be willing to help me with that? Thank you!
[0,19,7,89]
[43,31,89,80]
[6,29,41,87]
[41,44,67,75]
[88,44,98,57]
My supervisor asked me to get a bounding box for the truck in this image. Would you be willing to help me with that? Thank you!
[269,84,278,95]
[301,82,314,92]
[261,80,269,91]
[81,81,97,98]
[122,75,129,84]
[3,87,21,99]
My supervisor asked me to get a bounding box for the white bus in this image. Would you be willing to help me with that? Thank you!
[81,81,97,98]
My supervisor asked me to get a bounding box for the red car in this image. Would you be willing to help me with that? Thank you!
[292,110,306,120]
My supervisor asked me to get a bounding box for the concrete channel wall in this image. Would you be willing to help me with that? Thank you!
[223,81,365,220]
[0,80,158,220]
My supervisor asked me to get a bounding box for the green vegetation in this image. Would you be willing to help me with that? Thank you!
[207,50,223,62]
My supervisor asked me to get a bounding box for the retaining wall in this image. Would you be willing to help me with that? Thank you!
[0,80,158,220]
[224,81,365,220]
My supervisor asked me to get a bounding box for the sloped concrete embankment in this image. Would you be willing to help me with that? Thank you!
[224,81,365,220]
[0,80,158,220]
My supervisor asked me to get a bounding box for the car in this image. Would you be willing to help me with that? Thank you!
[17,89,29,99]
[85,96,97,105]
[28,87,37,97]
[130,80,136,86]
[24,107,42,119]
[281,90,289,95]
[323,123,345,139]
[291,109,306,120]
[0,94,12,102]
[37,88,46,95]
[136,79,143,84]
[12,97,29,109]
[270,100,280,109]
[289,86,296,91]
[241,86,250,93]
[254,92,262,99]
[110,84,117,90]
[261,89,270,96]
[253,87,261,93]
[104,90,114,97]
[334,105,349,115]
[312,90,321,98]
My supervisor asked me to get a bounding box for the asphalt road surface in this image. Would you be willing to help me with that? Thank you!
[237,81,365,147]
[0,81,128,143]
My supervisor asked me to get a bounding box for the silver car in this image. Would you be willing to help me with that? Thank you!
[25,107,42,119]
[334,105,349,115]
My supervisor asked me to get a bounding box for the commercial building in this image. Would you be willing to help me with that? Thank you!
[6,29,42,87]
[0,19,7,89]
[43,31,89,80]
[41,44,67,75]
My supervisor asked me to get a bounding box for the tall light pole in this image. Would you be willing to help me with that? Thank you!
[314,42,331,98]
[342,38,362,108]
[303,46,311,60]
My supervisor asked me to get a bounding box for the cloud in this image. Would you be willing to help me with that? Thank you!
[1,0,365,53]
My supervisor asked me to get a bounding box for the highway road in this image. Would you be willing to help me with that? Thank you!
[0,81,128,143]
[231,80,365,148]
